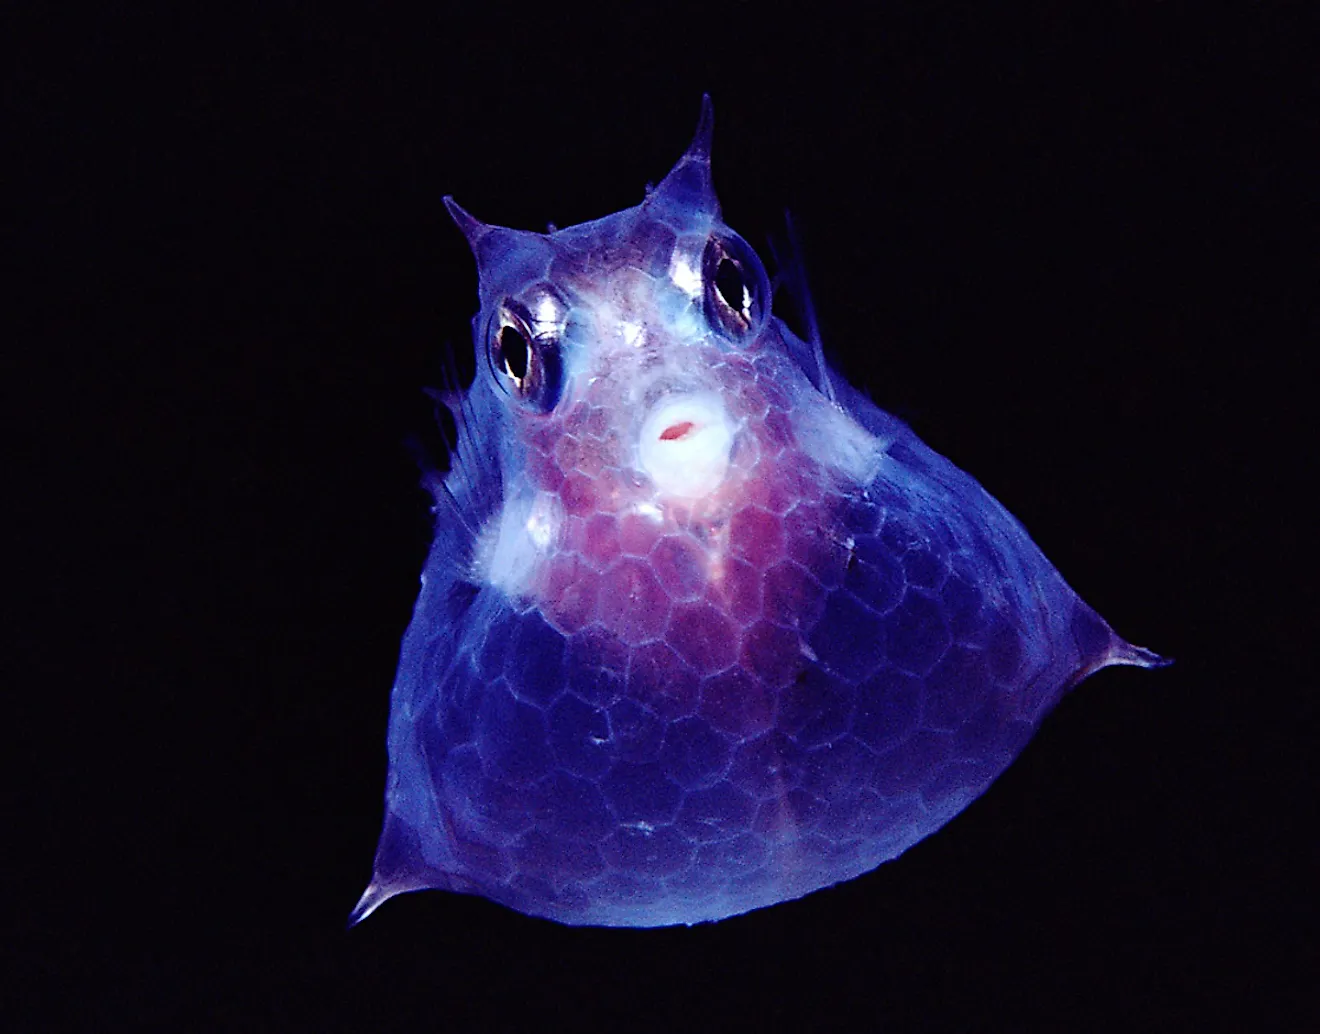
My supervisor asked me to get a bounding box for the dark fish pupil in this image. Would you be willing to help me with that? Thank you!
[499,326,530,382]
[715,257,746,314]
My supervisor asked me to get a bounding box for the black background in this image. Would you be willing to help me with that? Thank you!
[10,3,1313,1031]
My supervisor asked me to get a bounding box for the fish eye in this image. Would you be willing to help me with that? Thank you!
[487,304,562,413]
[702,232,770,341]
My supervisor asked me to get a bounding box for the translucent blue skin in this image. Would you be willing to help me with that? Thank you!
[352,99,1163,927]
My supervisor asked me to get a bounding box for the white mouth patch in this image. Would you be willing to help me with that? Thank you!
[637,392,735,499]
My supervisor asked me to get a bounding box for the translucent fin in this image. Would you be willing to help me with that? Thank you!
[419,339,499,547]
[768,213,836,404]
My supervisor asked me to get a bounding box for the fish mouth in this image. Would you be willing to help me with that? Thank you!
[636,390,736,500]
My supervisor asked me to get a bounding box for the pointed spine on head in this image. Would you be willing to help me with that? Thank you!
[443,196,487,247]
[443,195,555,300]
[645,94,721,227]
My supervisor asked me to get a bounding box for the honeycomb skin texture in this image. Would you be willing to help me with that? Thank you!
[354,102,1148,927]
[364,340,1111,927]
[421,420,1068,926]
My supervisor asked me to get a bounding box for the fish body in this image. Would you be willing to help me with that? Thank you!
[352,99,1164,927]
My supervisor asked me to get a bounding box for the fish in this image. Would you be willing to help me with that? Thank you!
[350,96,1167,928]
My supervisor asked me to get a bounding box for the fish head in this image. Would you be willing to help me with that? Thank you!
[444,98,881,630]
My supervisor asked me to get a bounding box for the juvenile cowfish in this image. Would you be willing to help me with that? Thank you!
[352,98,1166,928]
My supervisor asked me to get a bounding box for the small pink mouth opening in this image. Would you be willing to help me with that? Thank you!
[659,421,696,442]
